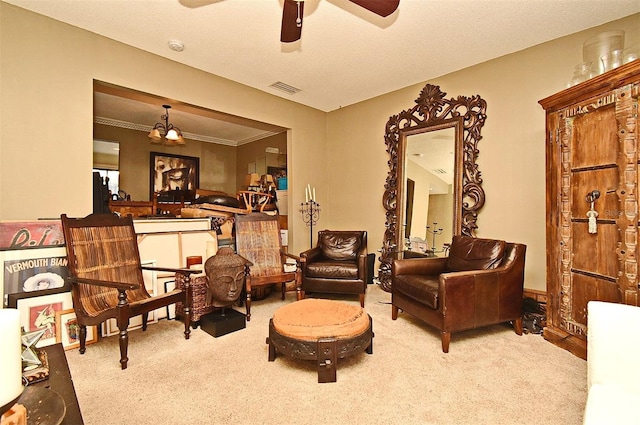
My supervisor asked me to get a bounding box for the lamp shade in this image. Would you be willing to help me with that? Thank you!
[244,173,260,187]
[0,309,24,416]
[166,128,179,140]
[148,128,161,140]
[261,174,274,185]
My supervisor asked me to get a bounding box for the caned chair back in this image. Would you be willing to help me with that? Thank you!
[62,214,150,319]
[234,213,284,278]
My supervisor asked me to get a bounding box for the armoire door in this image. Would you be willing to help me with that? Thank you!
[563,97,622,333]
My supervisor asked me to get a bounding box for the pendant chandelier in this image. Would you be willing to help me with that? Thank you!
[148,104,185,145]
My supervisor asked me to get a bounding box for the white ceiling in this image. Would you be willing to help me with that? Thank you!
[4,0,639,141]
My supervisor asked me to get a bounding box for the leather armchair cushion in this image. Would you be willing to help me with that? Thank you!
[394,275,439,309]
[306,260,359,279]
[319,232,363,261]
[446,235,505,272]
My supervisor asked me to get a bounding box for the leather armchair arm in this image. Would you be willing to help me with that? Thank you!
[439,243,525,293]
[392,257,448,277]
[356,246,368,281]
[300,246,322,263]
[439,245,526,326]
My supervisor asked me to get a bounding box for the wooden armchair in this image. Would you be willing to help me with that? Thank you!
[391,235,526,353]
[234,212,301,320]
[60,213,194,369]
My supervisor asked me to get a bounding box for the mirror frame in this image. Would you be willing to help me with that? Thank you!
[379,84,487,291]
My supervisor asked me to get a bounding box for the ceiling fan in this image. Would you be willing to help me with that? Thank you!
[280,0,400,42]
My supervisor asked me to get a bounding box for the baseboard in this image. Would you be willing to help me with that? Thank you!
[523,288,547,304]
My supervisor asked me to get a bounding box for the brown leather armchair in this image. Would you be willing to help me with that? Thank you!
[299,230,368,307]
[391,235,526,353]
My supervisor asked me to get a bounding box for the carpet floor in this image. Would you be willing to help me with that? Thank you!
[65,283,587,425]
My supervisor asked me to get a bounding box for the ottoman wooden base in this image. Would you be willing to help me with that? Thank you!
[266,300,373,383]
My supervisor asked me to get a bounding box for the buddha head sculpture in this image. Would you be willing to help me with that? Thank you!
[204,247,251,307]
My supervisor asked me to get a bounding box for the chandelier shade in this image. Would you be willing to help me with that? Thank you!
[148,104,185,145]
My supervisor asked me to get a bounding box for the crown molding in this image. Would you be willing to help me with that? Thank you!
[94,116,280,146]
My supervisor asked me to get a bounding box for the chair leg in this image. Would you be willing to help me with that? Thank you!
[179,276,192,339]
[392,304,399,320]
[183,307,191,340]
[246,293,252,321]
[359,293,365,308]
[281,282,286,300]
[142,313,148,331]
[116,291,130,369]
[79,325,87,354]
[441,331,451,353]
[513,317,523,335]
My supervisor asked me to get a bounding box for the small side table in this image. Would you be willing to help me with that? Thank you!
[28,344,84,425]
[175,272,215,326]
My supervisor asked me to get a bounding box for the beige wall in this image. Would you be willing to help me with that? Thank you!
[0,3,326,254]
[236,133,287,190]
[1,3,639,291]
[94,123,239,199]
[94,124,287,199]
[326,13,639,291]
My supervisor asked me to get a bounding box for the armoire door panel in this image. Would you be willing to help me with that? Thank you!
[571,273,621,327]
[571,221,619,279]
[570,104,617,168]
[570,168,619,219]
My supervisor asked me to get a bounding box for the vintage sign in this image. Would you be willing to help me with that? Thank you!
[0,221,65,250]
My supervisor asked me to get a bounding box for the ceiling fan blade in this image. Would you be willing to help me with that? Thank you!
[348,0,399,17]
[281,0,305,43]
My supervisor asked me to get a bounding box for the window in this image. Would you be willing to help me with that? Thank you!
[93,169,119,197]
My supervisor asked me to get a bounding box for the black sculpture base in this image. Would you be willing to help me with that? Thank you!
[200,309,246,337]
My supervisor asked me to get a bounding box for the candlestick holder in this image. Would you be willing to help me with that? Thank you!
[426,222,443,254]
[300,200,321,248]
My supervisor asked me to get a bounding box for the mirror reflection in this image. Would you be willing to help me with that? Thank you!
[402,127,455,258]
[92,139,121,198]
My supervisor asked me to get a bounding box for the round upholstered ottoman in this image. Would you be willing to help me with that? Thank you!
[266,298,373,383]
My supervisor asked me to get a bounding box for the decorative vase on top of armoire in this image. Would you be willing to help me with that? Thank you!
[539,60,640,359]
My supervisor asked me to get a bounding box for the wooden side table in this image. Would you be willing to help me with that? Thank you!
[31,344,84,425]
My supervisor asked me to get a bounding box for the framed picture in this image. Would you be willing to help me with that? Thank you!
[55,308,97,350]
[267,166,287,180]
[150,152,199,201]
[1,247,70,307]
[8,288,73,348]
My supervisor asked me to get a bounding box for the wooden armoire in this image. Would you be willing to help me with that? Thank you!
[539,60,640,359]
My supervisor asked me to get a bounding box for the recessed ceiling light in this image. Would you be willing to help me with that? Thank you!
[168,40,185,52]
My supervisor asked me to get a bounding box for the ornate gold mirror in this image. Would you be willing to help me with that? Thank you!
[379,84,487,291]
